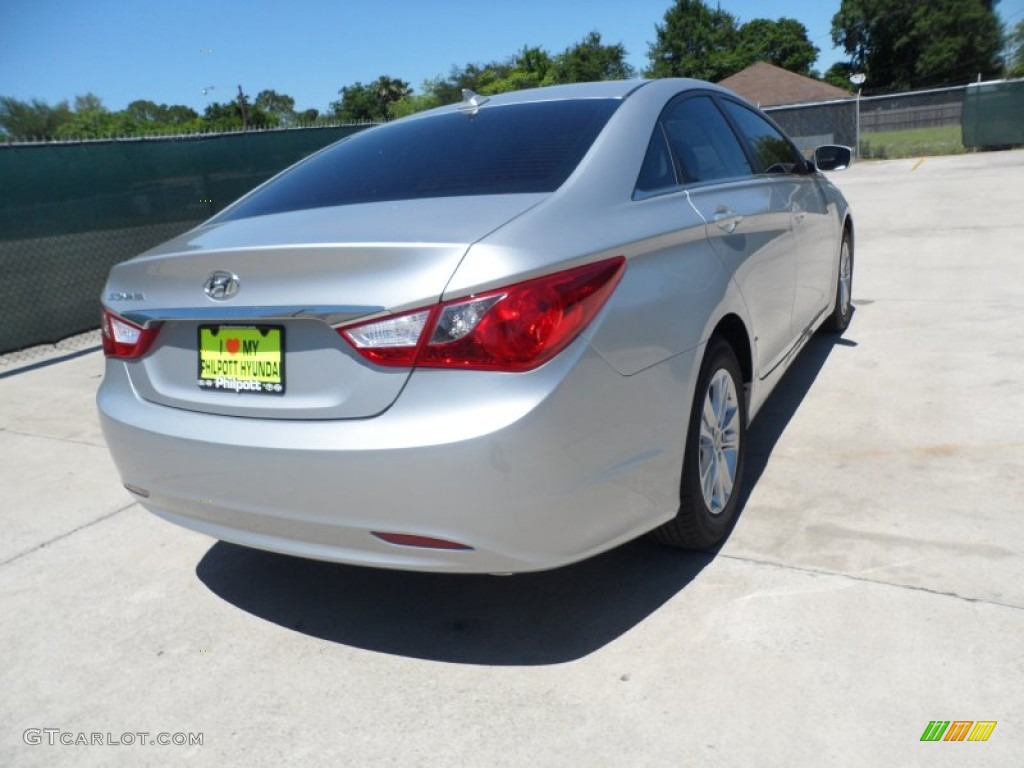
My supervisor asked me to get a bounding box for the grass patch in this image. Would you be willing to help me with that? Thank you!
[859,125,965,159]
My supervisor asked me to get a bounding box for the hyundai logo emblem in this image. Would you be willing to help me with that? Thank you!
[204,271,241,301]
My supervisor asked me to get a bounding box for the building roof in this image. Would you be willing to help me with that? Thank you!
[718,62,852,107]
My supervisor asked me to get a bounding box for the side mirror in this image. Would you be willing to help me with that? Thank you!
[813,145,853,172]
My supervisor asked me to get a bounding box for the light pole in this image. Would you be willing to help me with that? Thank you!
[850,73,866,159]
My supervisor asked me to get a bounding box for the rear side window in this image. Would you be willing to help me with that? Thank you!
[661,96,752,184]
[218,100,620,220]
[720,100,804,174]
[635,125,678,195]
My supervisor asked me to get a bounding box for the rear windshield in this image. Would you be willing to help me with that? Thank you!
[217,99,620,221]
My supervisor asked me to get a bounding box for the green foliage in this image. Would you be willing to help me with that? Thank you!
[203,100,245,131]
[647,0,741,80]
[646,2,820,81]
[551,32,636,83]
[55,94,134,139]
[1,25,637,136]
[255,89,297,126]
[5,4,1012,143]
[516,46,556,82]
[201,87,276,131]
[125,99,163,124]
[73,93,104,113]
[434,62,518,101]
[388,93,442,119]
[387,32,635,119]
[124,100,200,134]
[0,87,305,140]
[832,0,1004,92]
[1008,20,1024,78]
[736,18,819,76]
[823,62,857,90]
[331,76,412,121]
[479,46,554,94]
[0,96,72,139]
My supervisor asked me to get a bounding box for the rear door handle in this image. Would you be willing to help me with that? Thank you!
[713,207,743,234]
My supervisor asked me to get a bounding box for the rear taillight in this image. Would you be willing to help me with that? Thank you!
[340,257,625,372]
[101,308,159,359]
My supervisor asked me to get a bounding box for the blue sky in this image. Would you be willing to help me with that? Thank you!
[2,0,1023,114]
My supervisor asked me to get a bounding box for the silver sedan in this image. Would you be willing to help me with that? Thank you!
[97,79,854,573]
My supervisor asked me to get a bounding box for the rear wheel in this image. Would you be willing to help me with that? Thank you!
[822,230,853,332]
[654,337,747,550]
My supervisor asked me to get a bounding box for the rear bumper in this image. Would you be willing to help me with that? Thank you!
[98,340,697,573]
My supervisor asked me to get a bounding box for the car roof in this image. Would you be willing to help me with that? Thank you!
[410,78,743,118]
[467,79,650,104]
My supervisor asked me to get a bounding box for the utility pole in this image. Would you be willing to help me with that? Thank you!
[850,73,866,159]
[237,85,249,131]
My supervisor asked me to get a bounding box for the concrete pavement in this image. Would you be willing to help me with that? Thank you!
[2,151,1022,767]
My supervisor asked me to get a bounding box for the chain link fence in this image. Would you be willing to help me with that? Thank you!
[764,99,858,156]
[857,85,966,132]
[764,86,968,160]
[0,125,371,367]
[764,82,1023,160]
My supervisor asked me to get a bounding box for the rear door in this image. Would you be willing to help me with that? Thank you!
[718,98,837,337]
[659,94,797,376]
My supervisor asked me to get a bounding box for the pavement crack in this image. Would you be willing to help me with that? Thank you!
[718,552,1022,612]
[0,502,137,567]
[0,426,105,449]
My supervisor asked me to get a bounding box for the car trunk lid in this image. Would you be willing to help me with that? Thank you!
[104,195,544,419]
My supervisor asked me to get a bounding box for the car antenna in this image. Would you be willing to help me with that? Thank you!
[460,89,489,113]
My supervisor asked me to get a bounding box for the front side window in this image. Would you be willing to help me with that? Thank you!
[720,100,804,175]
[218,99,621,221]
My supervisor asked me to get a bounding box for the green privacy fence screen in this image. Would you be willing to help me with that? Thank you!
[962,79,1024,149]
[0,125,371,355]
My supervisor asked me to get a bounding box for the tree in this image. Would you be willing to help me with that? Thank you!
[254,89,296,126]
[374,75,413,108]
[551,32,636,83]
[436,62,518,100]
[125,99,163,124]
[647,0,742,81]
[202,100,244,131]
[479,46,554,94]
[736,18,819,76]
[162,104,200,127]
[0,96,72,139]
[55,93,137,138]
[388,33,638,118]
[823,61,857,90]
[73,93,104,113]
[206,86,273,129]
[832,0,1004,92]
[124,100,199,133]
[331,76,411,121]
[388,92,442,119]
[1010,20,1024,78]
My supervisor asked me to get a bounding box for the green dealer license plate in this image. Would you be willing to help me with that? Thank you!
[197,325,285,395]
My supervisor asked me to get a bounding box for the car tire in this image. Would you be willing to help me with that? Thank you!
[654,337,747,551]
[822,229,853,333]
